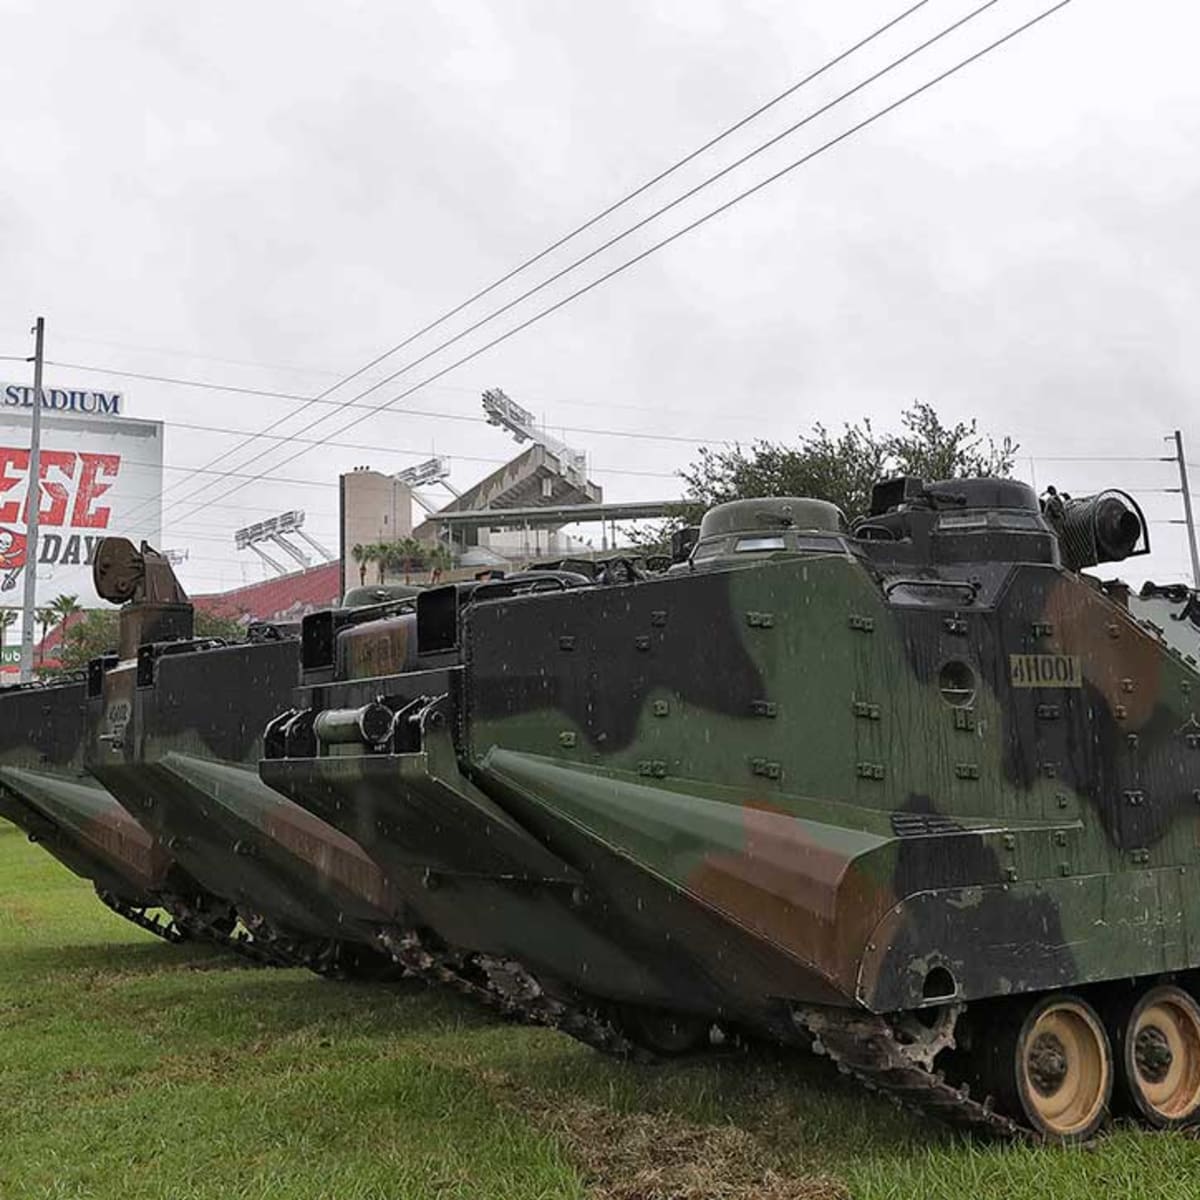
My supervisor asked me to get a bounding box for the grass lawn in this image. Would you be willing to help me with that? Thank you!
[3,820,1200,1199]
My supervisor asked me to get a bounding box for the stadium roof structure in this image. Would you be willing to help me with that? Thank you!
[428,498,685,531]
[413,443,601,542]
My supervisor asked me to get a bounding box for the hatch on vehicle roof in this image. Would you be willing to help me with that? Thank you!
[697,497,848,540]
[341,583,422,608]
[868,477,1039,516]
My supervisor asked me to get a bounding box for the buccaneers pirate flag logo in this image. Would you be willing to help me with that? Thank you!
[0,527,27,591]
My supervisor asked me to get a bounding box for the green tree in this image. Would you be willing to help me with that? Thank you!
[351,543,373,587]
[0,608,16,652]
[48,593,82,632]
[195,609,250,642]
[625,401,1017,554]
[396,537,426,584]
[371,541,391,584]
[0,608,16,675]
[35,607,55,667]
[372,538,431,584]
[54,607,250,672]
[426,542,453,581]
[55,609,118,670]
[682,401,1015,518]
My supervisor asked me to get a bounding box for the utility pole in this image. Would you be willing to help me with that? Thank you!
[18,317,44,684]
[1168,430,1200,590]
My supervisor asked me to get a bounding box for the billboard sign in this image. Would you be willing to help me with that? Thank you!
[0,405,162,612]
[3,381,123,418]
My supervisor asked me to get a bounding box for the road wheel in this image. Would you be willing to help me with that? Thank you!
[980,993,1112,1141]
[1112,984,1200,1128]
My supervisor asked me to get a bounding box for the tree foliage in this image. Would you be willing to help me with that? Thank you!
[681,402,1016,519]
[52,607,250,672]
[624,402,1017,554]
[0,607,16,649]
[354,538,454,584]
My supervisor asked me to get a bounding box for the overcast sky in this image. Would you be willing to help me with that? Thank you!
[3,0,1198,594]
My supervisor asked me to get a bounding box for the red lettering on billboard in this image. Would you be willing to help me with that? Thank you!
[27,450,76,526]
[72,453,120,528]
[0,447,28,524]
[0,446,123,529]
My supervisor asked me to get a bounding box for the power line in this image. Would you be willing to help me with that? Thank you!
[119,0,938,527]
[37,361,743,446]
[159,417,699,457]
[1029,455,1172,464]
[5,369,1191,474]
[0,411,684,486]
[18,358,1200,484]
[1,450,679,495]
[28,358,1197,465]
[30,356,1200,458]
[155,0,1011,531]
[182,1,1073,521]
[54,333,416,381]
[152,456,672,484]
[40,3,1000,480]
[39,356,750,425]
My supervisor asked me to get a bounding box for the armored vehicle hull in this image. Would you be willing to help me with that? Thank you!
[0,677,223,942]
[262,483,1200,1139]
[86,636,404,978]
[77,536,411,978]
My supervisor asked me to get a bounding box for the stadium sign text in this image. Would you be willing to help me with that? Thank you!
[2,382,122,417]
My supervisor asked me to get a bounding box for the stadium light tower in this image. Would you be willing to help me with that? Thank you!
[481,388,587,485]
[394,455,461,515]
[234,510,333,576]
[394,456,450,488]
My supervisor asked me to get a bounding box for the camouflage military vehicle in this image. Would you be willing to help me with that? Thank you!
[1126,580,1200,666]
[0,674,229,943]
[261,564,691,1053]
[262,476,1200,1140]
[83,538,407,978]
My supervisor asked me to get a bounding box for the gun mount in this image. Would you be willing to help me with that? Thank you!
[92,536,194,659]
[1041,487,1149,572]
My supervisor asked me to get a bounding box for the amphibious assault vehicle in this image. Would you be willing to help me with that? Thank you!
[81,538,409,977]
[0,672,239,942]
[0,678,189,939]
[260,476,1200,1140]
[262,564,704,1054]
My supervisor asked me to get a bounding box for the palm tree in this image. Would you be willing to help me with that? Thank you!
[426,543,453,583]
[0,608,16,658]
[35,607,55,668]
[51,594,82,670]
[49,593,81,630]
[350,543,371,587]
[396,537,426,584]
[372,541,393,585]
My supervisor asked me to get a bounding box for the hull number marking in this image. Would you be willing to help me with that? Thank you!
[1010,654,1081,688]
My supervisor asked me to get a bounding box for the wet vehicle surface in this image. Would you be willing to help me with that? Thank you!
[261,478,1200,1139]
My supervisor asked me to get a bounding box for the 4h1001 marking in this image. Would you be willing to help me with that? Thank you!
[1009,653,1082,688]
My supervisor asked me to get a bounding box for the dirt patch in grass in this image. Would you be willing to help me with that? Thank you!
[550,1102,849,1200]
[0,896,40,926]
[480,1070,849,1200]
